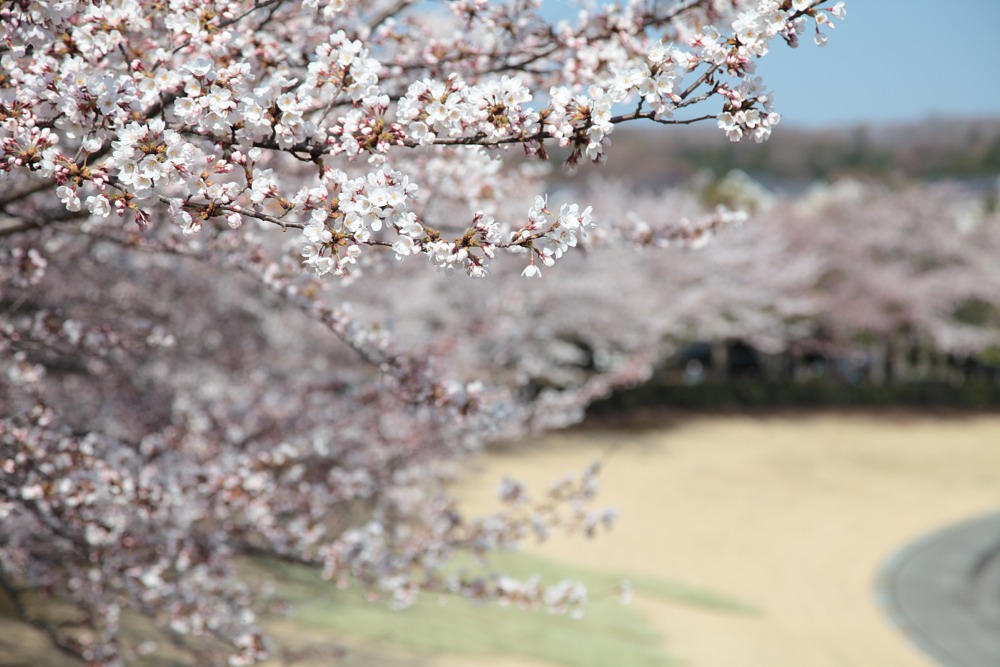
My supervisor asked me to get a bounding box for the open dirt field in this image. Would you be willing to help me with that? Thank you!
[454,413,1000,667]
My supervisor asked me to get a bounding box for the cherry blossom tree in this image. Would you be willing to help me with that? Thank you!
[771,178,1000,381]
[1,1,847,664]
[583,173,1000,385]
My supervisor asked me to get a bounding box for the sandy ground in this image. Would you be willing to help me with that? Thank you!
[454,413,1000,667]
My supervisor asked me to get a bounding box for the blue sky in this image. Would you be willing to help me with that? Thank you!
[756,0,1000,126]
[543,1,1000,127]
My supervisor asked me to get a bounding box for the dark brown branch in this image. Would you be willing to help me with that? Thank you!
[368,0,412,34]
[217,0,286,29]
[0,210,89,238]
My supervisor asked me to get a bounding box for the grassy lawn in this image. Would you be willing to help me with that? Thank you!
[252,551,756,667]
[0,550,755,667]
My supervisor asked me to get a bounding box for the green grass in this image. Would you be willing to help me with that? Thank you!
[248,550,758,667]
[622,571,759,615]
[0,551,756,667]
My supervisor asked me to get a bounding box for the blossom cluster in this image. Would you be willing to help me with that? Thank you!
[699,0,846,141]
[301,166,421,277]
[397,74,539,145]
[110,118,198,199]
[509,196,596,277]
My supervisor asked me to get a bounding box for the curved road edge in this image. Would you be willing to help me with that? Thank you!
[875,511,1000,667]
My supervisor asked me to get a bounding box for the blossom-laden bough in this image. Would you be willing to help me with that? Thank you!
[1,1,845,665]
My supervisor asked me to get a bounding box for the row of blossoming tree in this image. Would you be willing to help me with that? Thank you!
[567,175,1000,387]
[1,0,855,664]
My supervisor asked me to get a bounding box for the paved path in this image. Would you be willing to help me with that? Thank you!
[876,512,1000,667]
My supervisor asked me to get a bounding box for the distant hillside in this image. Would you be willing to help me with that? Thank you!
[564,117,1000,188]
